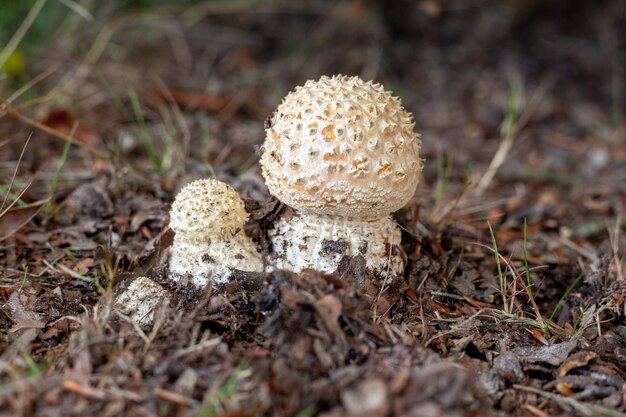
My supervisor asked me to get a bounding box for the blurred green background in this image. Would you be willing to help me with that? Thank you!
[0,0,205,48]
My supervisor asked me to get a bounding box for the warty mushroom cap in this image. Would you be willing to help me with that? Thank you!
[261,74,424,218]
[169,178,249,243]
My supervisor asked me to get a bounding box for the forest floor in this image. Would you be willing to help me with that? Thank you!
[1,1,625,416]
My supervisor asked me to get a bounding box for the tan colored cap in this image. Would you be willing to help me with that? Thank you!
[261,75,424,218]
[169,179,249,243]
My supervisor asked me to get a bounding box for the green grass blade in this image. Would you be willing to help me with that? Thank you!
[523,217,532,295]
[129,89,161,174]
[0,184,29,207]
[549,270,585,323]
[295,406,317,417]
[8,331,42,379]
[57,263,105,294]
[488,222,505,299]
[201,359,249,417]
[48,121,75,212]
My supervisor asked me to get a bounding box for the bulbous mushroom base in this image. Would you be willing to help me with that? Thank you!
[168,231,264,288]
[269,213,405,279]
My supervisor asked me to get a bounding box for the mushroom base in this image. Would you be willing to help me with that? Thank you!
[168,231,264,288]
[269,213,405,279]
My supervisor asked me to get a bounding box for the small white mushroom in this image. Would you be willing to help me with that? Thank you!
[114,276,170,326]
[261,75,424,279]
[168,178,263,287]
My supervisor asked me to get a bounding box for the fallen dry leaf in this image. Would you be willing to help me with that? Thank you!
[0,198,49,241]
[41,108,100,145]
[558,350,597,377]
[528,328,549,345]
[555,382,573,396]
[515,339,578,366]
[74,258,94,275]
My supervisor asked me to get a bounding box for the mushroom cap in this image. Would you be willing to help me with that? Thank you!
[169,179,249,242]
[261,74,424,218]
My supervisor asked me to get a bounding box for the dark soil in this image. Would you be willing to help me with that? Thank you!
[1,1,625,416]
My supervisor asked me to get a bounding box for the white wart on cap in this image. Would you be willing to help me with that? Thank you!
[261,75,424,278]
[168,179,263,287]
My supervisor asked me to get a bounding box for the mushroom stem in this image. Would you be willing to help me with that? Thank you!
[269,212,404,279]
[169,229,263,287]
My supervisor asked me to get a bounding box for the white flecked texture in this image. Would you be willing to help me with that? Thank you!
[168,179,263,287]
[169,178,249,243]
[261,74,424,218]
[269,213,404,279]
[261,75,423,278]
[115,276,170,326]
[169,230,264,287]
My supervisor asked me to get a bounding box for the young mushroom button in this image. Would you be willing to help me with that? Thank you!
[168,179,263,287]
[261,75,424,279]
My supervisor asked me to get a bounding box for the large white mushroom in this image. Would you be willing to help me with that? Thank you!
[261,75,424,279]
[168,178,264,287]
